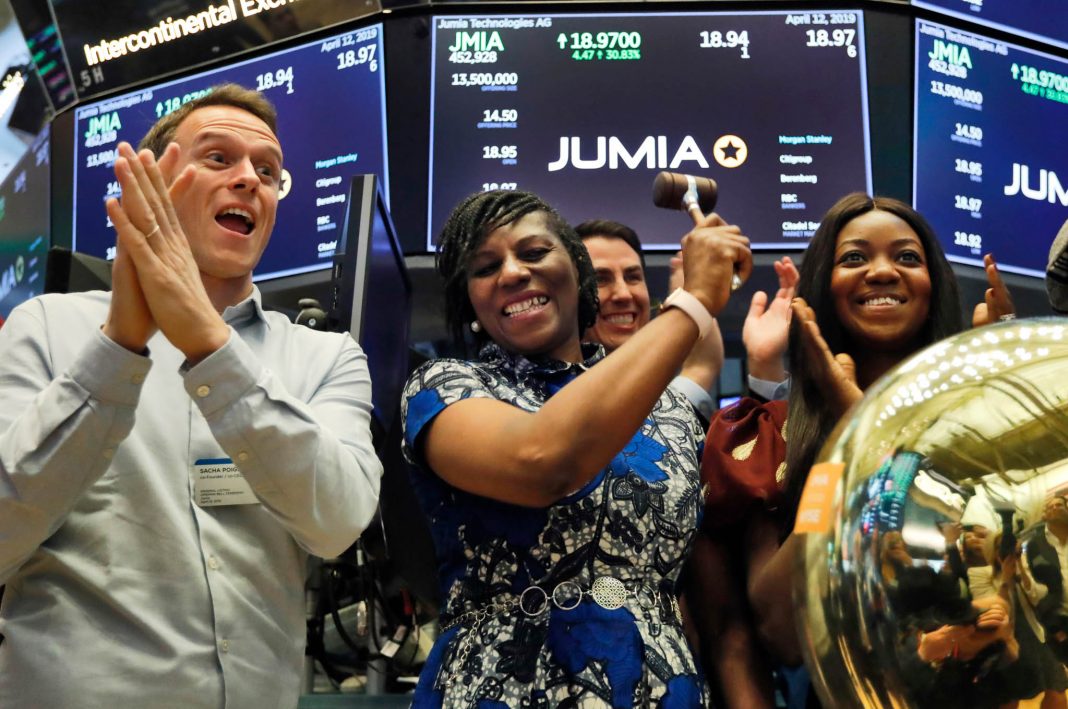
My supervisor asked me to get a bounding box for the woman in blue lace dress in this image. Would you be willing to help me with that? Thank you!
[400,190,751,707]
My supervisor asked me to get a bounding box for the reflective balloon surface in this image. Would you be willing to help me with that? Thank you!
[797,318,1068,709]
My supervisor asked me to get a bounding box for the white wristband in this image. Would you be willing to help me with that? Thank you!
[662,288,714,339]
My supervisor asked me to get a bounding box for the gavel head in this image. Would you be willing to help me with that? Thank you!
[652,171,718,214]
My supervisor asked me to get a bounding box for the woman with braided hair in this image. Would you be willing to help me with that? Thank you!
[400,189,750,707]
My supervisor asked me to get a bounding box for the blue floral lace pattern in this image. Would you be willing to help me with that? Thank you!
[401,343,708,708]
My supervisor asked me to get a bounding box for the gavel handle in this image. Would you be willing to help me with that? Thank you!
[684,201,704,225]
[682,196,743,292]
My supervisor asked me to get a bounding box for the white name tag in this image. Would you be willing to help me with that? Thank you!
[193,458,258,507]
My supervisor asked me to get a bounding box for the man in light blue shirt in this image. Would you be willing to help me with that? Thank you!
[0,84,383,708]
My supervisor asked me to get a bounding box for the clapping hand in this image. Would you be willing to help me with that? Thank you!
[972,253,1016,327]
[744,256,799,382]
[104,142,230,364]
[791,297,862,418]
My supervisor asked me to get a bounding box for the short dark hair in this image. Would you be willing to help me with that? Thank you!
[436,190,598,353]
[138,83,278,158]
[782,193,963,524]
[574,219,646,271]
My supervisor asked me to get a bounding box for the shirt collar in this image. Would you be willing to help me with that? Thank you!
[220,286,271,330]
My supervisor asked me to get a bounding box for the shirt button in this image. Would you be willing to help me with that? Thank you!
[237,451,249,462]
[196,385,211,398]
[208,555,220,570]
[131,373,145,385]
[220,639,230,653]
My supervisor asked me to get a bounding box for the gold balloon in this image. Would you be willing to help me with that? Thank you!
[797,318,1068,708]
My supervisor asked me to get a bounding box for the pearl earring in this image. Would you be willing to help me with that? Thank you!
[470,321,482,333]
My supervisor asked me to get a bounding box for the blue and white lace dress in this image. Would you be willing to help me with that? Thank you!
[401,343,709,708]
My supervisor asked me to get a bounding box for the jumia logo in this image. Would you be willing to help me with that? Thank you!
[447,32,504,52]
[548,136,709,172]
[928,40,972,68]
[1004,163,1068,206]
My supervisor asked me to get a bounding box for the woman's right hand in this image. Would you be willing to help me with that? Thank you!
[791,297,862,417]
[680,212,752,317]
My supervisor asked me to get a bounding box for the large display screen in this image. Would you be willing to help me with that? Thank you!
[0,126,48,319]
[49,0,380,99]
[427,10,872,250]
[912,0,1067,53]
[8,0,76,111]
[914,20,1068,277]
[2,0,50,184]
[68,23,388,282]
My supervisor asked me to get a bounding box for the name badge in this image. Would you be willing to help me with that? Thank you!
[193,458,258,507]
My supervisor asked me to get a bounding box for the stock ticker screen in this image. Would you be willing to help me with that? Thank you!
[0,127,49,319]
[68,23,387,282]
[911,0,1067,53]
[914,20,1068,277]
[427,10,872,250]
[50,0,379,99]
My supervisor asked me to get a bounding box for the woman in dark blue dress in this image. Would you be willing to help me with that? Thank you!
[400,190,750,707]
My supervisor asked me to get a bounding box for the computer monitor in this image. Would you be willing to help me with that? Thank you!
[717,396,742,410]
[43,247,112,295]
[331,173,411,433]
[0,126,49,319]
[1,6,50,185]
[54,22,389,283]
[7,0,76,111]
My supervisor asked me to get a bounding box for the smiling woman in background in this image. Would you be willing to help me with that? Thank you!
[400,189,750,707]
[576,218,724,425]
[575,218,798,430]
[695,193,970,706]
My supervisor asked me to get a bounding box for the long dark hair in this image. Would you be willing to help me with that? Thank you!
[436,190,598,353]
[782,194,963,518]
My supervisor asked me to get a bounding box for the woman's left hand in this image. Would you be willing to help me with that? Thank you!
[972,253,1016,327]
[792,297,862,418]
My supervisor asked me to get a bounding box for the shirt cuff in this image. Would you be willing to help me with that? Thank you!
[670,374,716,421]
[182,328,260,416]
[69,327,153,406]
[749,373,791,402]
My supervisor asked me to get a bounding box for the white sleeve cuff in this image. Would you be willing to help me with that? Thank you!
[748,373,790,401]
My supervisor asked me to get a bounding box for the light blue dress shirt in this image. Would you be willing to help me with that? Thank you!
[0,288,382,708]
[748,373,791,402]
[669,374,717,421]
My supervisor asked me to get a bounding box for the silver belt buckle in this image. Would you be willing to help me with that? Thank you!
[589,576,629,610]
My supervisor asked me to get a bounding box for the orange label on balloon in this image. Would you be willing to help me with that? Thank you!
[793,462,844,534]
